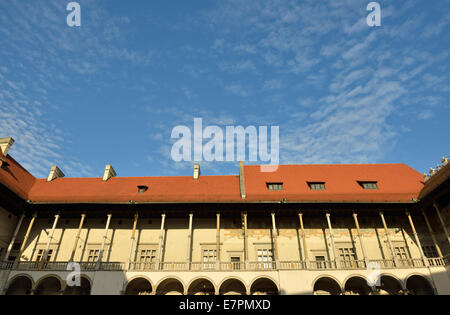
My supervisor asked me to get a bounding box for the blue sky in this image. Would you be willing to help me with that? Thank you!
[0,0,448,178]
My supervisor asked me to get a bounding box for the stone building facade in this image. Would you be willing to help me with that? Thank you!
[0,137,449,295]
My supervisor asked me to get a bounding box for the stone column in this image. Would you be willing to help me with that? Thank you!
[216,212,220,270]
[186,213,193,269]
[271,212,279,269]
[39,214,60,269]
[298,212,309,268]
[15,212,37,266]
[157,213,166,270]
[242,212,248,269]
[69,213,86,262]
[325,212,338,268]
[379,211,397,267]
[433,203,450,246]
[352,212,368,266]
[406,211,428,266]
[96,213,112,270]
[3,213,25,262]
[126,213,139,270]
[422,210,443,257]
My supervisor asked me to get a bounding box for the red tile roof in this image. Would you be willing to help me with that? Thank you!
[0,154,36,200]
[0,151,426,204]
[27,175,241,203]
[243,164,424,203]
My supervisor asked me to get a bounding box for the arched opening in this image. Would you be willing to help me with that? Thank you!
[64,277,91,295]
[124,277,153,295]
[34,277,62,295]
[344,277,372,295]
[187,279,215,295]
[5,276,32,295]
[406,275,434,295]
[219,279,246,295]
[250,278,279,295]
[378,276,403,295]
[313,277,341,295]
[156,278,184,295]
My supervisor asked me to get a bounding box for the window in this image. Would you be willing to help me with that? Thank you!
[422,245,438,258]
[257,249,273,269]
[230,257,241,270]
[137,185,148,193]
[0,247,3,260]
[339,247,357,268]
[358,181,378,190]
[139,249,156,263]
[315,255,326,269]
[203,249,216,269]
[266,183,283,191]
[36,249,53,262]
[308,182,326,190]
[87,249,99,262]
[12,242,21,251]
[394,246,410,266]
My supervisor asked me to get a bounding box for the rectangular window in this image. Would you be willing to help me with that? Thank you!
[36,249,53,262]
[139,249,157,263]
[422,245,438,258]
[358,181,378,190]
[257,249,273,269]
[394,246,410,266]
[339,247,357,268]
[266,183,283,191]
[315,255,325,269]
[308,182,326,190]
[203,249,216,269]
[230,257,241,270]
[87,249,99,262]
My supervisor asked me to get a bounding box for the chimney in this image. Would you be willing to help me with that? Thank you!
[193,163,200,180]
[47,166,65,182]
[239,161,246,199]
[0,137,15,157]
[103,165,117,181]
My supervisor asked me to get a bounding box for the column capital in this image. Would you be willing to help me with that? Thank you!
[352,211,358,216]
[405,210,411,216]
[379,210,384,215]
[325,212,331,217]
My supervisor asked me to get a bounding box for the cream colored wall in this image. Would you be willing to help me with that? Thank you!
[7,212,439,264]
[5,266,450,295]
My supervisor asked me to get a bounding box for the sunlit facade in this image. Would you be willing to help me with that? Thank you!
[0,137,449,295]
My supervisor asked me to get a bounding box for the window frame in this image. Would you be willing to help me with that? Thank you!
[307,182,326,190]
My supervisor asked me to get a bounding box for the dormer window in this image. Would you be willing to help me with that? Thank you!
[308,182,326,190]
[267,182,283,191]
[358,181,378,190]
[137,185,149,194]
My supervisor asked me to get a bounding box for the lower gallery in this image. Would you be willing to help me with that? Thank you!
[0,137,449,295]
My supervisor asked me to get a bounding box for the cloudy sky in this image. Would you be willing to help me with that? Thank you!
[0,0,448,178]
